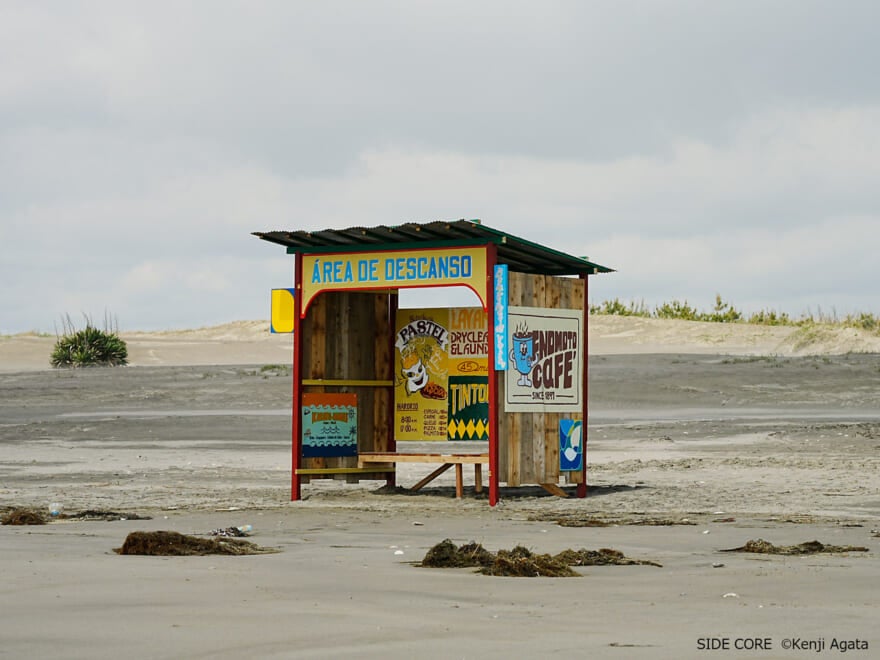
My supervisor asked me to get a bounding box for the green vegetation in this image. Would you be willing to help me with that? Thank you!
[51,314,128,368]
[259,363,290,374]
[590,295,880,335]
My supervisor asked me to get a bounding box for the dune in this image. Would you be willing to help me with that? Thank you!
[3,316,879,373]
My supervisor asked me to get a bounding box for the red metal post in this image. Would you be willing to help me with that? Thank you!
[577,273,589,498]
[386,291,398,488]
[486,244,499,506]
[291,252,304,501]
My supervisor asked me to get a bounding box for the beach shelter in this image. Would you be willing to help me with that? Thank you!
[253,220,612,506]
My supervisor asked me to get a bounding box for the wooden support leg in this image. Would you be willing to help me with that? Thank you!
[410,463,453,492]
[540,483,569,498]
[455,464,463,499]
[474,463,483,494]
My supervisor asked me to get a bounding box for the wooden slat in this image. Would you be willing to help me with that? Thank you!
[530,410,545,483]
[545,411,561,485]
[305,293,327,379]
[497,376,511,484]
[302,379,393,387]
[296,467,395,475]
[359,452,488,465]
[507,384,521,487]
[373,292,393,453]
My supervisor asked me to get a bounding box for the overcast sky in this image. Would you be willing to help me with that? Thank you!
[2,1,879,334]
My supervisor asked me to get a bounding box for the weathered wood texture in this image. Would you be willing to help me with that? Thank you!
[497,273,585,486]
[299,291,394,482]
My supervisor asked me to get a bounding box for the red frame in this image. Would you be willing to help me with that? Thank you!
[486,243,500,506]
[291,252,305,500]
[577,273,589,497]
[289,243,588,506]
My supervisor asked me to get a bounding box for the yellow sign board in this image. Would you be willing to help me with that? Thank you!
[301,246,487,314]
[394,307,489,441]
[271,288,296,333]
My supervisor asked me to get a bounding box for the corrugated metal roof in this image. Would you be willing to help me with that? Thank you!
[253,219,613,276]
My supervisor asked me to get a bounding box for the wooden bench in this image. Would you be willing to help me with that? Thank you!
[358,452,489,498]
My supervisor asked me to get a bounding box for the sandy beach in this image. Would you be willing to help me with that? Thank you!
[2,317,879,658]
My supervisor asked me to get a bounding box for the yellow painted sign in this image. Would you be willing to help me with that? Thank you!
[271,288,296,333]
[301,246,487,314]
[394,307,489,441]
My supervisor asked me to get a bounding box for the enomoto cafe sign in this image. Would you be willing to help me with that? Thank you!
[301,246,488,313]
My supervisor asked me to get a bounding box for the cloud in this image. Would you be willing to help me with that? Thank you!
[2,2,880,332]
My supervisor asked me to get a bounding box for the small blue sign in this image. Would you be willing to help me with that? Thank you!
[559,419,583,472]
[493,264,508,371]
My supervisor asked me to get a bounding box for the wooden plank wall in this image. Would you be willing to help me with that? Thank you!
[497,273,585,486]
[299,291,394,482]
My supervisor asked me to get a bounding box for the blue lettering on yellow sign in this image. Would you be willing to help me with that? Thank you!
[311,254,473,285]
[382,255,472,281]
[311,258,358,284]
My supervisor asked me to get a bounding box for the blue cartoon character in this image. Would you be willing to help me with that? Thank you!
[509,325,535,387]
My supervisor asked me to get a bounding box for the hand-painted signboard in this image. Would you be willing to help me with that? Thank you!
[504,306,583,412]
[301,246,488,315]
[394,307,489,441]
[270,288,296,333]
[302,393,358,457]
[493,264,508,371]
[559,419,583,472]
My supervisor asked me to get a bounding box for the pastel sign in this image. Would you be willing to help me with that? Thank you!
[394,307,488,442]
[301,246,487,314]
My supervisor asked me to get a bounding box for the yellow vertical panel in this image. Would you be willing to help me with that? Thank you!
[271,288,295,333]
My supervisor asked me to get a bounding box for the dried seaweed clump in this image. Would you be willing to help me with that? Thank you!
[483,546,579,578]
[64,510,152,521]
[114,531,279,556]
[553,517,611,528]
[554,548,663,567]
[721,539,869,555]
[421,539,494,568]
[1,509,47,525]
[420,540,661,577]
[546,514,695,528]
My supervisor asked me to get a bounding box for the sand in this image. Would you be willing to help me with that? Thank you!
[1,318,878,658]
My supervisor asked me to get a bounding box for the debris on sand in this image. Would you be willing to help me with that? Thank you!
[420,539,661,577]
[421,539,494,568]
[553,548,663,568]
[1,509,47,525]
[114,531,279,556]
[63,510,152,522]
[542,514,696,527]
[483,546,580,577]
[721,539,869,555]
[552,517,611,527]
[209,526,251,538]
